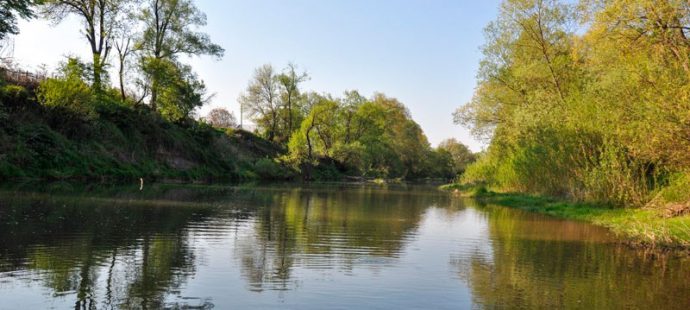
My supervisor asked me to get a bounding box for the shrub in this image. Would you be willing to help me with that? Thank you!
[1,85,31,105]
[38,76,96,120]
[254,158,293,180]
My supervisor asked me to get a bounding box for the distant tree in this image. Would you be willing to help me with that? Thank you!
[137,0,224,111]
[438,138,476,176]
[112,1,139,102]
[288,93,339,161]
[239,64,281,142]
[42,0,129,91]
[340,90,366,144]
[277,63,309,135]
[0,0,37,40]
[205,108,237,128]
[147,59,208,122]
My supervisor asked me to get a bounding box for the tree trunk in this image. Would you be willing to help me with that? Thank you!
[92,53,103,92]
[119,63,126,101]
[150,78,159,111]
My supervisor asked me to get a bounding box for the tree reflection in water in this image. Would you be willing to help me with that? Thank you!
[0,183,449,307]
[232,185,451,292]
[5,183,686,309]
[0,184,222,309]
[451,201,690,309]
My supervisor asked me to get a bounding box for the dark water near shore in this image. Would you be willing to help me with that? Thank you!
[0,183,688,309]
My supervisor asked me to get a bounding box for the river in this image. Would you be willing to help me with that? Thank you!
[0,183,688,309]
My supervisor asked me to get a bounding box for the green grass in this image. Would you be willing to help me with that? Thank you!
[0,85,291,182]
[441,184,690,248]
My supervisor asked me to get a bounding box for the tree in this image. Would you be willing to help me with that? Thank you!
[340,90,366,144]
[205,108,237,128]
[37,57,97,119]
[114,36,132,101]
[42,0,128,91]
[239,64,281,142]
[287,91,439,179]
[277,63,309,135]
[137,0,224,110]
[438,138,476,176]
[147,59,208,122]
[0,0,37,40]
[112,1,138,102]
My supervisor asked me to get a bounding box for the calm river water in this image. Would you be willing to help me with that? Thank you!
[0,183,688,309]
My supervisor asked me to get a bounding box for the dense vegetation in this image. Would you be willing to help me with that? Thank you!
[456,0,690,212]
[236,63,472,180]
[0,0,473,181]
[0,69,286,180]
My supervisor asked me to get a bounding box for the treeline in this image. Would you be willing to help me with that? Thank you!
[238,64,475,180]
[1,0,224,125]
[0,1,475,180]
[457,0,690,207]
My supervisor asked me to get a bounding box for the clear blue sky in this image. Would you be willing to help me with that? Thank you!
[11,0,501,151]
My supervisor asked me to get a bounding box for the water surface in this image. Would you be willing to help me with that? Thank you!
[0,183,688,309]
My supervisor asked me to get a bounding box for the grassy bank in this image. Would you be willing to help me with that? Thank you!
[0,82,300,181]
[441,184,690,248]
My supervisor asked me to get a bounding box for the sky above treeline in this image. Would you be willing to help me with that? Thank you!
[10,0,501,151]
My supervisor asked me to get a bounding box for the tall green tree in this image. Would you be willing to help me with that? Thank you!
[42,0,128,91]
[277,63,308,136]
[239,64,281,142]
[438,138,476,176]
[456,0,690,206]
[145,58,207,121]
[137,0,224,111]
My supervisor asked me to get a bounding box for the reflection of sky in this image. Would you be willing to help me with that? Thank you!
[3,185,685,309]
[0,195,492,309]
[166,204,488,309]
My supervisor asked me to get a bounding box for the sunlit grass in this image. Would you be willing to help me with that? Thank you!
[441,184,690,248]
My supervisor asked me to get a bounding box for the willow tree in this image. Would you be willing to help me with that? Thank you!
[137,0,224,111]
[454,0,585,196]
[42,0,128,91]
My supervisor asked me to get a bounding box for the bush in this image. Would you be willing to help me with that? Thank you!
[37,76,96,120]
[254,158,293,180]
[1,85,30,105]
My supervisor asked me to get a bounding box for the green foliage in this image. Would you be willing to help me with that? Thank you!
[137,0,224,60]
[240,63,310,144]
[285,91,452,180]
[0,0,36,39]
[253,158,293,180]
[37,58,97,120]
[0,81,289,180]
[0,84,32,108]
[442,184,690,247]
[457,0,690,207]
[437,138,475,178]
[652,173,690,207]
[143,58,207,122]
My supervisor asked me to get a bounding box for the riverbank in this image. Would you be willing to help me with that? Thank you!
[441,184,690,249]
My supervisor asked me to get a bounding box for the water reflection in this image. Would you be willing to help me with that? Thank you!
[0,184,224,309]
[232,186,452,292]
[452,202,690,309]
[0,183,688,309]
